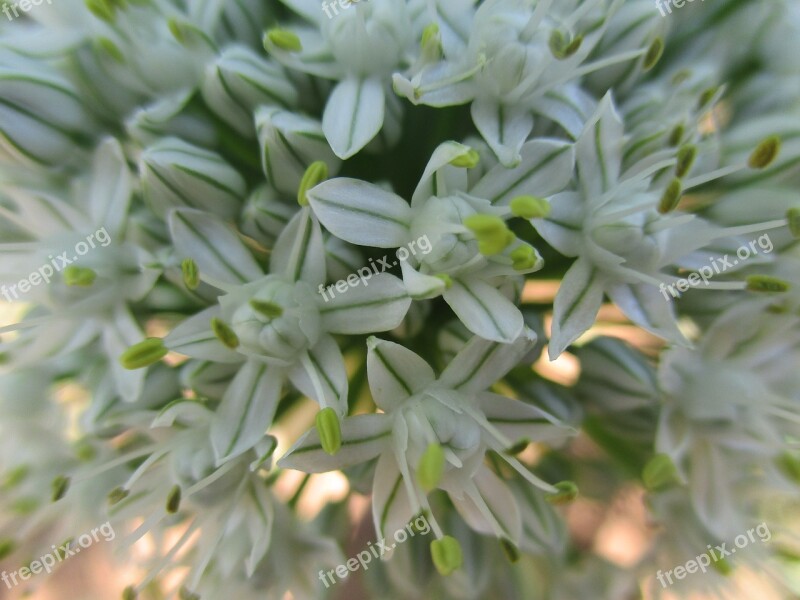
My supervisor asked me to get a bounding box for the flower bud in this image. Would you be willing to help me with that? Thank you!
[140,138,245,219]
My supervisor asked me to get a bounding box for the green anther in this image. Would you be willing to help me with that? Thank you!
[166,484,182,514]
[63,265,97,287]
[668,124,685,147]
[1,465,29,490]
[85,0,115,21]
[658,179,683,214]
[0,539,15,561]
[464,214,512,256]
[12,497,39,515]
[75,439,96,462]
[787,208,800,238]
[698,86,720,110]
[119,338,168,370]
[96,37,125,63]
[642,454,682,492]
[675,145,697,178]
[298,161,328,206]
[746,275,790,293]
[450,148,480,169]
[509,245,537,271]
[182,258,200,290]
[505,438,530,455]
[421,23,439,47]
[430,536,463,576]
[123,585,138,600]
[776,454,800,483]
[510,195,550,219]
[266,28,302,52]
[108,487,129,505]
[748,136,781,169]
[211,317,239,349]
[545,481,578,505]
[549,30,583,59]
[51,475,70,502]
[500,538,520,563]
[315,408,342,455]
[434,273,453,289]
[643,37,664,71]
[0,352,8,365]
[417,443,445,492]
[168,18,186,43]
[250,299,283,319]
[711,556,733,576]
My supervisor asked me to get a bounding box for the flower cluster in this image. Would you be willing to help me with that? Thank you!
[0,0,799,598]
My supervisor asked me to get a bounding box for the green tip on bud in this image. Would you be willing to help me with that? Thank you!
[63,265,97,287]
[250,300,283,319]
[434,273,453,289]
[505,438,530,455]
[658,178,683,214]
[421,22,440,47]
[450,148,480,169]
[430,536,463,576]
[181,258,200,290]
[545,481,578,505]
[417,442,445,492]
[166,485,182,514]
[315,407,342,455]
[549,30,583,59]
[668,124,685,147]
[500,538,520,563]
[122,585,138,600]
[675,145,697,178]
[119,338,168,370]
[746,275,790,293]
[711,556,734,576]
[96,37,125,62]
[464,214,513,256]
[509,245,538,271]
[748,135,781,169]
[179,587,201,600]
[777,454,800,483]
[786,208,800,238]
[108,487,129,506]
[298,161,328,206]
[1,465,29,490]
[643,37,664,71]
[266,28,302,52]
[698,86,720,110]
[211,317,240,349]
[0,538,15,561]
[642,454,682,492]
[85,0,115,21]
[51,475,70,502]
[509,195,551,219]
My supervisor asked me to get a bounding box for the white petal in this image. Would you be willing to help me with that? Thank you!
[448,466,522,542]
[549,258,605,359]
[211,360,285,464]
[576,92,624,199]
[532,84,597,140]
[277,414,391,473]
[371,452,416,541]
[288,334,348,414]
[367,337,434,409]
[531,191,585,257]
[319,274,411,334]
[477,392,574,443]
[308,178,412,247]
[322,76,385,159]
[411,141,472,207]
[439,327,536,394]
[270,207,326,287]
[164,306,244,363]
[168,208,263,286]
[471,99,533,167]
[442,277,525,343]
[88,138,132,236]
[606,283,687,346]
